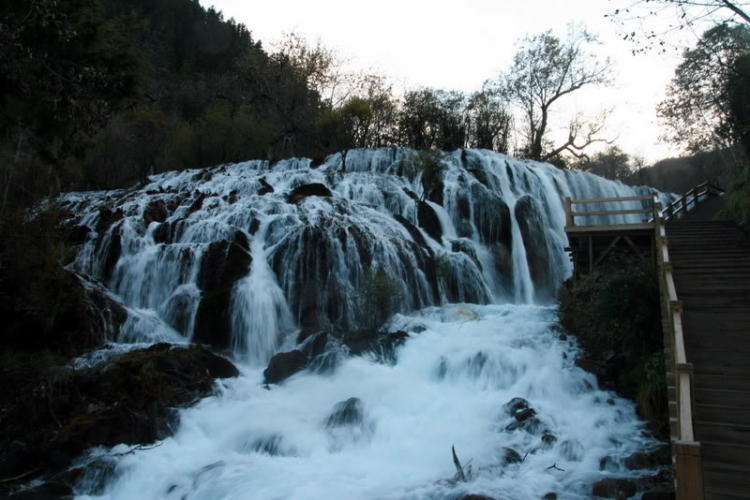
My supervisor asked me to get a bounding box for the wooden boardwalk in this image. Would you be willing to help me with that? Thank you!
[667,219,750,500]
[564,182,750,500]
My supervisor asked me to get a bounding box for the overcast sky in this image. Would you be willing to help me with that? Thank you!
[208,0,696,163]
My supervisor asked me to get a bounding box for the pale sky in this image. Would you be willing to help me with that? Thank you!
[208,0,696,163]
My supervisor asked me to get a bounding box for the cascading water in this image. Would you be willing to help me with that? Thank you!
[58,149,673,499]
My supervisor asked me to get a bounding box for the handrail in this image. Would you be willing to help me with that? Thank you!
[660,182,724,222]
[564,195,655,229]
[653,200,705,500]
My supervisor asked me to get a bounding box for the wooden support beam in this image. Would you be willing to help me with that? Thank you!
[674,441,705,500]
[593,236,622,267]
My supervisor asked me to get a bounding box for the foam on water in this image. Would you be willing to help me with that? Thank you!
[77,305,657,500]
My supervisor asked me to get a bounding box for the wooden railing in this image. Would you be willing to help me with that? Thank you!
[564,195,655,231]
[659,181,724,222]
[653,200,705,500]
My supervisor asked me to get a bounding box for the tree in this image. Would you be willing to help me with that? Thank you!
[465,83,513,153]
[576,145,632,181]
[607,0,750,54]
[398,88,467,150]
[658,24,750,154]
[316,97,373,170]
[505,26,612,163]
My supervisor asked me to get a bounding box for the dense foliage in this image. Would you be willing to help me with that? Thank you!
[558,254,668,425]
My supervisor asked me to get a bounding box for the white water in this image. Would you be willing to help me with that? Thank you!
[77,305,658,500]
[58,149,672,499]
[60,148,672,365]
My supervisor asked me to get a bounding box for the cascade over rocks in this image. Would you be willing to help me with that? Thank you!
[0,344,237,495]
[193,231,252,349]
[287,183,332,204]
[417,200,442,241]
[515,195,555,302]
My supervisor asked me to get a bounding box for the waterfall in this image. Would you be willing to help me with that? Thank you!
[60,149,671,499]
[61,148,668,365]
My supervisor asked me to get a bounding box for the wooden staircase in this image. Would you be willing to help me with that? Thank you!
[666,219,750,500]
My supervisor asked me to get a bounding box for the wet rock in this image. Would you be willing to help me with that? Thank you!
[100,223,122,281]
[451,239,481,270]
[559,439,585,462]
[188,193,206,214]
[502,397,530,417]
[263,350,308,384]
[193,231,251,350]
[500,447,523,465]
[591,478,637,498]
[287,183,332,204]
[505,417,543,433]
[470,184,511,248]
[417,200,442,241]
[600,456,619,471]
[95,207,123,234]
[461,495,499,500]
[258,178,274,196]
[67,224,91,245]
[394,214,428,248]
[641,488,675,500]
[623,445,671,470]
[143,199,169,225]
[0,345,237,485]
[540,433,557,450]
[515,407,537,422]
[344,331,409,360]
[542,494,557,500]
[515,195,555,302]
[326,397,364,427]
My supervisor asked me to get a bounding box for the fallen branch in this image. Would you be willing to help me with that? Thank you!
[546,463,565,472]
[113,442,163,457]
[522,450,530,462]
[452,445,467,482]
[0,468,40,483]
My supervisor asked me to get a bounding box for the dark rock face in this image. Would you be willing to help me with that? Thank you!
[99,223,122,281]
[394,214,428,248]
[451,239,481,270]
[326,397,364,427]
[503,397,530,417]
[461,495,499,500]
[471,184,511,248]
[143,199,169,225]
[287,183,332,204]
[344,331,409,361]
[641,488,676,500]
[263,350,308,384]
[193,231,252,349]
[0,345,238,492]
[623,445,671,470]
[258,178,274,196]
[514,195,555,302]
[500,447,523,465]
[592,478,637,498]
[417,200,442,241]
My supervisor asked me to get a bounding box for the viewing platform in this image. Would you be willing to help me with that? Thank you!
[564,183,750,500]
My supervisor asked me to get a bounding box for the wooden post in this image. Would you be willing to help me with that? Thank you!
[565,197,573,228]
[674,441,705,500]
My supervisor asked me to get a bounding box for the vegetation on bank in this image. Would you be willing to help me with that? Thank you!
[558,254,669,433]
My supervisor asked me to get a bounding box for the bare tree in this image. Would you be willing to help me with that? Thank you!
[505,25,612,163]
[607,0,750,53]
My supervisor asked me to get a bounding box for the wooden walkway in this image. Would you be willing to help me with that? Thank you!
[564,182,750,500]
[667,219,750,499]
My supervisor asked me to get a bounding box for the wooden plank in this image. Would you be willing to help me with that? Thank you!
[565,222,655,233]
[570,195,653,204]
[675,441,705,500]
[565,197,573,228]
[571,207,653,217]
